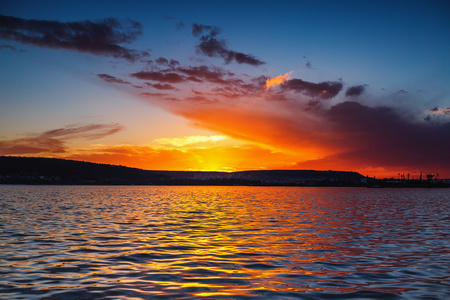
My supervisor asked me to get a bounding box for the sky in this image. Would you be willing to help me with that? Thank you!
[1,0,449,178]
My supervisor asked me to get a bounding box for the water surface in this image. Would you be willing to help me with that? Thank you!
[1,186,449,299]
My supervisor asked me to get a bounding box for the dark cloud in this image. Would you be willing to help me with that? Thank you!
[252,75,268,86]
[97,73,131,85]
[177,65,237,85]
[0,15,148,62]
[305,61,312,69]
[345,84,366,97]
[146,83,177,90]
[192,24,220,37]
[155,57,168,65]
[0,123,122,155]
[155,57,180,68]
[192,23,264,66]
[324,101,450,170]
[283,78,343,99]
[131,71,185,83]
[131,64,247,89]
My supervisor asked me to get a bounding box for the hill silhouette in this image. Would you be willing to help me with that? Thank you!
[0,156,365,186]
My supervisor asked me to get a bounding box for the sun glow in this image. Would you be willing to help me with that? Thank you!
[155,135,227,147]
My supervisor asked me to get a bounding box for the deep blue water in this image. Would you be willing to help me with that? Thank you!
[0,185,449,299]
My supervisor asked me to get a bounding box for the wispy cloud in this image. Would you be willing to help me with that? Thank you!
[0,15,149,62]
[97,74,131,85]
[0,123,122,155]
[131,71,185,83]
[192,23,265,66]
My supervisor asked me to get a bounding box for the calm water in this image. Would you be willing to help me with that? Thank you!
[0,186,449,299]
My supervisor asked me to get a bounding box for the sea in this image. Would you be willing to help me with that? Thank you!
[0,185,449,299]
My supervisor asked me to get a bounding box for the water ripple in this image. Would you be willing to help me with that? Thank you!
[0,185,449,299]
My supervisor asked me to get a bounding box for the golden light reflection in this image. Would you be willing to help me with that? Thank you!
[4,185,428,297]
[114,186,359,297]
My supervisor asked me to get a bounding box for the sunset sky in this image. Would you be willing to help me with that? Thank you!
[1,0,449,178]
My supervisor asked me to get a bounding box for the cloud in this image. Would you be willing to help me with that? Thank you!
[0,138,66,155]
[177,65,239,85]
[39,123,123,140]
[155,57,180,68]
[424,106,450,123]
[97,73,131,85]
[192,23,264,66]
[282,78,343,99]
[0,15,148,62]
[265,72,292,90]
[131,71,185,83]
[153,87,449,176]
[192,24,220,37]
[146,83,177,90]
[345,85,366,97]
[430,106,450,115]
[131,65,248,90]
[319,101,450,170]
[0,123,122,155]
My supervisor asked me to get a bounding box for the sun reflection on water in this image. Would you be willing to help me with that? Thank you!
[0,186,449,299]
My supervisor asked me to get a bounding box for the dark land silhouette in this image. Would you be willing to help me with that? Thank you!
[0,156,448,187]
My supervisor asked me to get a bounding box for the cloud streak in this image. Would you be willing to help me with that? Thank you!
[131,71,185,83]
[97,74,131,85]
[0,123,122,155]
[192,23,264,66]
[0,15,148,62]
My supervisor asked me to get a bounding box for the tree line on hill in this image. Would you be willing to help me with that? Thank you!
[0,156,368,186]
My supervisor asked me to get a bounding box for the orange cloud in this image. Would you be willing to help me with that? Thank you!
[265,72,292,90]
[0,123,123,155]
[145,91,450,179]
